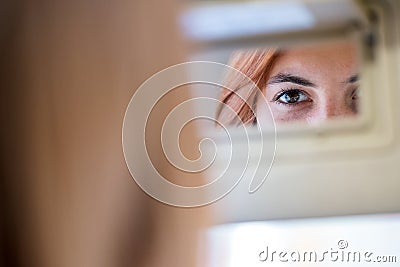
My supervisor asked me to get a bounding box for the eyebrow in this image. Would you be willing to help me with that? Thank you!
[267,73,360,86]
[345,74,359,84]
[267,73,316,87]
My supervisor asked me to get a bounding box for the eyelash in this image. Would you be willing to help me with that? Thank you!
[272,88,311,106]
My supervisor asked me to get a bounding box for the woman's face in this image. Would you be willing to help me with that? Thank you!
[261,41,359,124]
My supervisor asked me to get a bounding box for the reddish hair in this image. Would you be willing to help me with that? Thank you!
[216,48,280,125]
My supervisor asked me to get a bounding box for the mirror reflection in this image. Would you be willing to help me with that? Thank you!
[216,40,360,126]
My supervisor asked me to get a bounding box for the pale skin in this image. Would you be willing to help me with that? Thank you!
[260,41,359,124]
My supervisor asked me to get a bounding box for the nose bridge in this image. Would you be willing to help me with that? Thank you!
[309,92,346,124]
[323,97,343,118]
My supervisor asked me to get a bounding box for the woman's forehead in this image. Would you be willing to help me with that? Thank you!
[269,41,358,80]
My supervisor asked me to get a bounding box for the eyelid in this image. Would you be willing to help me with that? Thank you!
[271,88,311,102]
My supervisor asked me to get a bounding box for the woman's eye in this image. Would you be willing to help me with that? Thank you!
[274,89,310,104]
[349,87,360,113]
[351,88,360,100]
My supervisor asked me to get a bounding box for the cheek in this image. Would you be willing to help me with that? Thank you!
[270,105,315,123]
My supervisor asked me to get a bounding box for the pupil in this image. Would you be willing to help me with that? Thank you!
[284,91,300,103]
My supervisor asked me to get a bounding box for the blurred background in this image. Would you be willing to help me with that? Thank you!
[0,0,209,266]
